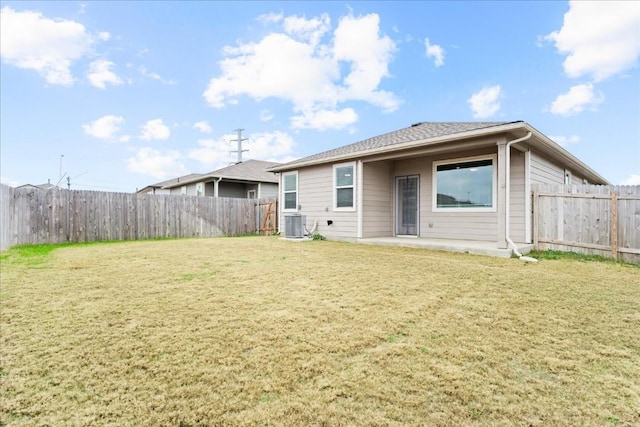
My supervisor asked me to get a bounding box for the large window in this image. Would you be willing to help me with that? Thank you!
[334,162,355,210]
[433,156,496,211]
[282,172,298,211]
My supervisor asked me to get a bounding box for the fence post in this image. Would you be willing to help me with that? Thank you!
[611,191,618,260]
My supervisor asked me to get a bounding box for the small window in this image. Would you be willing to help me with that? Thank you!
[282,172,297,211]
[334,162,355,210]
[247,189,257,199]
[196,182,204,197]
[433,156,496,211]
[181,185,187,195]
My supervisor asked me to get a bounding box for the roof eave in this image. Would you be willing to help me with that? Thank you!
[162,174,278,188]
[269,121,527,172]
[526,124,609,185]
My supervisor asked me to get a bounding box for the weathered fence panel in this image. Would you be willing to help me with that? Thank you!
[0,184,277,250]
[533,184,640,263]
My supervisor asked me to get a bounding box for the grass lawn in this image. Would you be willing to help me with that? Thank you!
[1,236,639,426]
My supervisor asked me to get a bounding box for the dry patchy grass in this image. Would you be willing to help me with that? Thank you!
[1,237,639,426]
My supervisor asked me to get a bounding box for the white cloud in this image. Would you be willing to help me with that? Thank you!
[126,147,187,179]
[139,119,170,140]
[260,109,274,122]
[0,176,22,187]
[549,135,580,147]
[87,59,122,89]
[138,66,176,84]
[290,107,358,130]
[188,138,232,167]
[203,12,398,131]
[82,115,124,140]
[188,131,296,166]
[256,12,283,25]
[246,131,295,159]
[97,31,111,41]
[543,1,640,82]
[283,13,330,46]
[424,37,444,67]
[549,83,603,116]
[621,174,640,185]
[468,85,502,118]
[333,13,398,111]
[0,6,94,85]
[193,121,212,134]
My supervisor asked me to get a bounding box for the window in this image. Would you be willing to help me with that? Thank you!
[282,172,297,211]
[433,156,496,211]
[196,182,204,197]
[181,185,187,195]
[334,162,355,210]
[247,189,256,199]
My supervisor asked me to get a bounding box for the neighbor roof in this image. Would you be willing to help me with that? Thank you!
[161,159,280,188]
[142,173,205,190]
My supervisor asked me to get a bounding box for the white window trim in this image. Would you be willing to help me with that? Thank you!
[333,161,356,212]
[282,171,298,212]
[432,154,497,213]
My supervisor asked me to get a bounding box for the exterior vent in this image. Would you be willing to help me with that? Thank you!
[284,214,306,238]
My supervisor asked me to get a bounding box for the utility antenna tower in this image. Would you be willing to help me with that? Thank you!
[230,128,248,164]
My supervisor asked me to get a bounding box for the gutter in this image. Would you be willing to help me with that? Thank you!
[505,132,537,262]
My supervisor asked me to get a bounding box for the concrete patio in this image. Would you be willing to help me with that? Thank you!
[356,237,534,258]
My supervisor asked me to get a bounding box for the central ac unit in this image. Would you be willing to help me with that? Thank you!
[284,214,306,238]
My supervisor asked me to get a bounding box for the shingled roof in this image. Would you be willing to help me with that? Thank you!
[269,121,520,171]
[159,159,280,188]
[207,159,280,183]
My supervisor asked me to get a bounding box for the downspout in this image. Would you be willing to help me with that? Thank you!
[214,177,222,198]
[505,131,537,262]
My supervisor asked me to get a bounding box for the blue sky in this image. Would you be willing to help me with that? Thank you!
[1,1,638,191]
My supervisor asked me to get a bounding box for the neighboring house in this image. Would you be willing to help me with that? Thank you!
[138,159,280,199]
[16,182,58,190]
[137,174,204,195]
[268,121,608,252]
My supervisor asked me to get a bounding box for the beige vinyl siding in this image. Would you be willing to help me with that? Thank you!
[297,164,358,239]
[362,161,393,238]
[170,183,198,196]
[509,150,526,243]
[392,148,500,241]
[530,152,565,185]
[260,183,278,198]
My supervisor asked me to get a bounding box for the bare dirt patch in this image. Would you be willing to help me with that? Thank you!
[1,237,639,426]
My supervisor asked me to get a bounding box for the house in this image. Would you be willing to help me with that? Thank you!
[268,121,609,256]
[138,159,280,199]
[137,174,204,195]
[16,182,58,191]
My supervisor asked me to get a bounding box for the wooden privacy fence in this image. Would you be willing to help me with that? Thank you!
[533,184,640,263]
[0,184,277,250]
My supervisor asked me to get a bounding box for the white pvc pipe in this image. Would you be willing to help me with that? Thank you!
[505,132,537,261]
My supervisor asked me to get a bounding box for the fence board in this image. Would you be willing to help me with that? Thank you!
[0,184,276,250]
[533,184,640,263]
